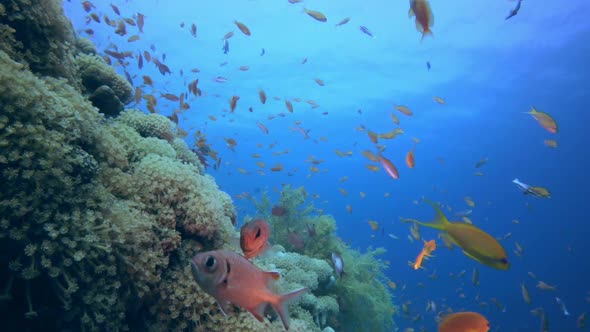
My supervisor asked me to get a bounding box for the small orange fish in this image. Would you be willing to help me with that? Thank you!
[270,163,283,172]
[362,150,380,162]
[367,130,379,144]
[433,96,445,104]
[240,219,270,259]
[411,239,436,269]
[409,0,434,41]
[229,95,240,112]
[191,250,307,330]
[390,112,400,125]
[406,144,416,168]
[137,13,145,33]
[526,106,558,133]
[368,220,379,231]
[127,35,140,42]
[285,99,294,113]
[82,1,94,12]
[258,88,267,104]
[256,122,269,134]
[234,20,251,36]
[304,8,327,22]
[115,20,127,36]
[366,164,379,172]
[161,93,179,101]
[336,17,351,27]
[544,139,558,148]
[438,312,489,332]
[238,66,249,71]
[395,105,413,116]
[378,154,400,180]
[110,3,120,15]
[142,75,153,86]
[314,78,325,86]
[224,31,234,39]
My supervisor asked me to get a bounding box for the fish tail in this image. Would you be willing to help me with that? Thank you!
[413,199,451,231]
[272,287,308,330]
[420,29,433,42]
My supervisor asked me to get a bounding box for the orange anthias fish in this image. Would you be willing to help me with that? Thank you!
[525,106,558,133]
[409,0,434,41]
[240,219,270,259]
[378,154,400,180]
[304,8,327,22]
[438,312,490,332]
[191,250,307,330]
[406,144,416,169]
[413,200,510,270]
[234,20,251,36]
[411,239,436,270]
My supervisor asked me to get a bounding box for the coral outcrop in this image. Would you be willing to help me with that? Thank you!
[0,3,236,330]
[0,1,397,331]
[76,54,133,115]
[253,185,398,331]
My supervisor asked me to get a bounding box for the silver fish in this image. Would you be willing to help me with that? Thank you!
[556,297,570,316]
[331,252,345,277]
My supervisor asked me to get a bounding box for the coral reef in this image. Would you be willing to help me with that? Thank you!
[0,0,78,83]
[253,185,398,332]
[0,1,396,331]
[76,54,133,115]
[0,3,237,329]
[119,109,177,143]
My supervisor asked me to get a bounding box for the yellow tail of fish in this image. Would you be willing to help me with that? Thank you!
[412,199,451,231]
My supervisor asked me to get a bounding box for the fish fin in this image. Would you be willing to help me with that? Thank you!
[249,302,267,322]
[413,199,450,231]
[462,250,485,265]
[271,287,308,331]
[408,7,415,18]
[420,28,433,42]
[217,301,231,317]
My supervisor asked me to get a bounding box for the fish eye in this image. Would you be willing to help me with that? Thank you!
[205,256,217,270]
[255,227,261,239]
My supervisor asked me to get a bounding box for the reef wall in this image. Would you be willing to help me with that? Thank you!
[0,1,396,331]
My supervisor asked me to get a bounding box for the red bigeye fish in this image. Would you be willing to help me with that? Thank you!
[240,219,270,259]
[191,250,307,330]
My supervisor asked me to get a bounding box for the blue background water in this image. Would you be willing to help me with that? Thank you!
[64,0,590,330]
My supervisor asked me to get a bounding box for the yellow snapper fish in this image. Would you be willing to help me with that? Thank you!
[411,199,510,270]
[512,178,551,198]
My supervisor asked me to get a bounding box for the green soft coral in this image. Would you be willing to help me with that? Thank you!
[253,185,398,332]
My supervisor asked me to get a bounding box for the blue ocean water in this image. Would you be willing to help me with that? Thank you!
[64,0,590,330]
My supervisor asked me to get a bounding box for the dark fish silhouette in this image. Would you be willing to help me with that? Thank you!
[359,26,375,38]
[222,39,229,54]
[505,0,522,20]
